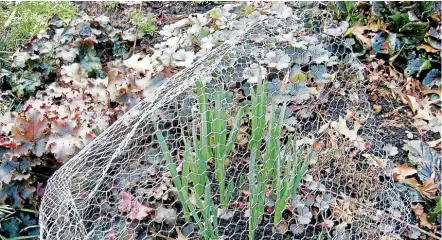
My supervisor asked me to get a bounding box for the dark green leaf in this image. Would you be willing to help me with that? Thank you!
[428,37,441,50]
[428,197,441,223]
[10,72,42,98]
[423,69,441,87]
[420,1,435,19]
[371,1,390,18]
[48,15,63,28]
[2,218,19,237]
[389,12,410,32]
[399,21,429,44]
[372,32,386,53]
[404,58,424,77]
[80,55,102,73]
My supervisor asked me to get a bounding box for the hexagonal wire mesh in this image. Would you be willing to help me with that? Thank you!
[39,3,412,240]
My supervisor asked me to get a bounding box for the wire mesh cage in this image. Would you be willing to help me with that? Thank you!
[39,3,411,240]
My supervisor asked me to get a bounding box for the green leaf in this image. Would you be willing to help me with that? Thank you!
[404,58,424,77]
[434,197,442,213]
[423,69,441,87]
[210,9,220,19]
[10,72,42,98]
[155,128,182,192]
[399,21,429,44]
[417,59,432,77]
[389,12,410,32]
[428,197,441,223]
[80,55,102,73]
[420,1,435,19]
[344,2,355,13]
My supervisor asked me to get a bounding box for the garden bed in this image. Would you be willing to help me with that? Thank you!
[0,1,440,240]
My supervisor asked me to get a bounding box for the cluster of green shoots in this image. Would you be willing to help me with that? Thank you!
[156,80,243,239]
[156,80,313,240]
[130,9,157,36]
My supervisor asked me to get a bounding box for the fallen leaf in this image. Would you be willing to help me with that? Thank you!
[393,163,417,181]
[417,177,438,199]
[427,138,442,149]
[379,234,404,240]
[118,191,152,220]
[337,116,360,141]
[412,203,433,229]
[373,104,382,114]
[363,153,388,169]
[332,116,368,151]
[418,44,439,53]
[124,53,153,75]
[313,142,321,151]
[406,95,419,114]
[412,203,424,216]
[318,122,329,134]
[414,98,436,121]
[153,206,177,225]
[345,21,371,49]
[175,227,189,240]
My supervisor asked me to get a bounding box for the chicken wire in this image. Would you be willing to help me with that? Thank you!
[39,3,412,240]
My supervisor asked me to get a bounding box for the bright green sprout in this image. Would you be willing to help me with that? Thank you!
[158,79,313,240]
[130,9,157,36]
[273,135,313,226]
[248,80,267,240]
[156,80,243,239]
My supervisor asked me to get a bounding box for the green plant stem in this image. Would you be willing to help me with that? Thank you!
[274,137,313,226]
[248,82,267,240]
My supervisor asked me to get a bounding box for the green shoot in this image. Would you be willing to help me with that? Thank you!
[195,80,212,168]
[263,101,286,192]
[212,90,243,209]
[157,128,216,239]
[273,136,313,226]
[155,130,203,230]
[158,77,314,238]
[129,9,157,36]
[156,81,243,239]
[248,81,267,240]
[195,80,243,209]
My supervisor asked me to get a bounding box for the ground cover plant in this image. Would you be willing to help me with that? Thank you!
[0,2,78,69]
[0,1,440,239]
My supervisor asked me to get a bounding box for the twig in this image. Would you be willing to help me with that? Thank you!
[280,68,290,93]
[132,2,143,56]
[390,215,441,240]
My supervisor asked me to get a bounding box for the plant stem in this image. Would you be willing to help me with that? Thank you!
[132,3,142,55]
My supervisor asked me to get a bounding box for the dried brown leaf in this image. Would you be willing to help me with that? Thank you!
[345,21,371,49]
[418,177,438,199]
[418,44,439,53]
[412,203,424,216]
[393,163,417,181]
